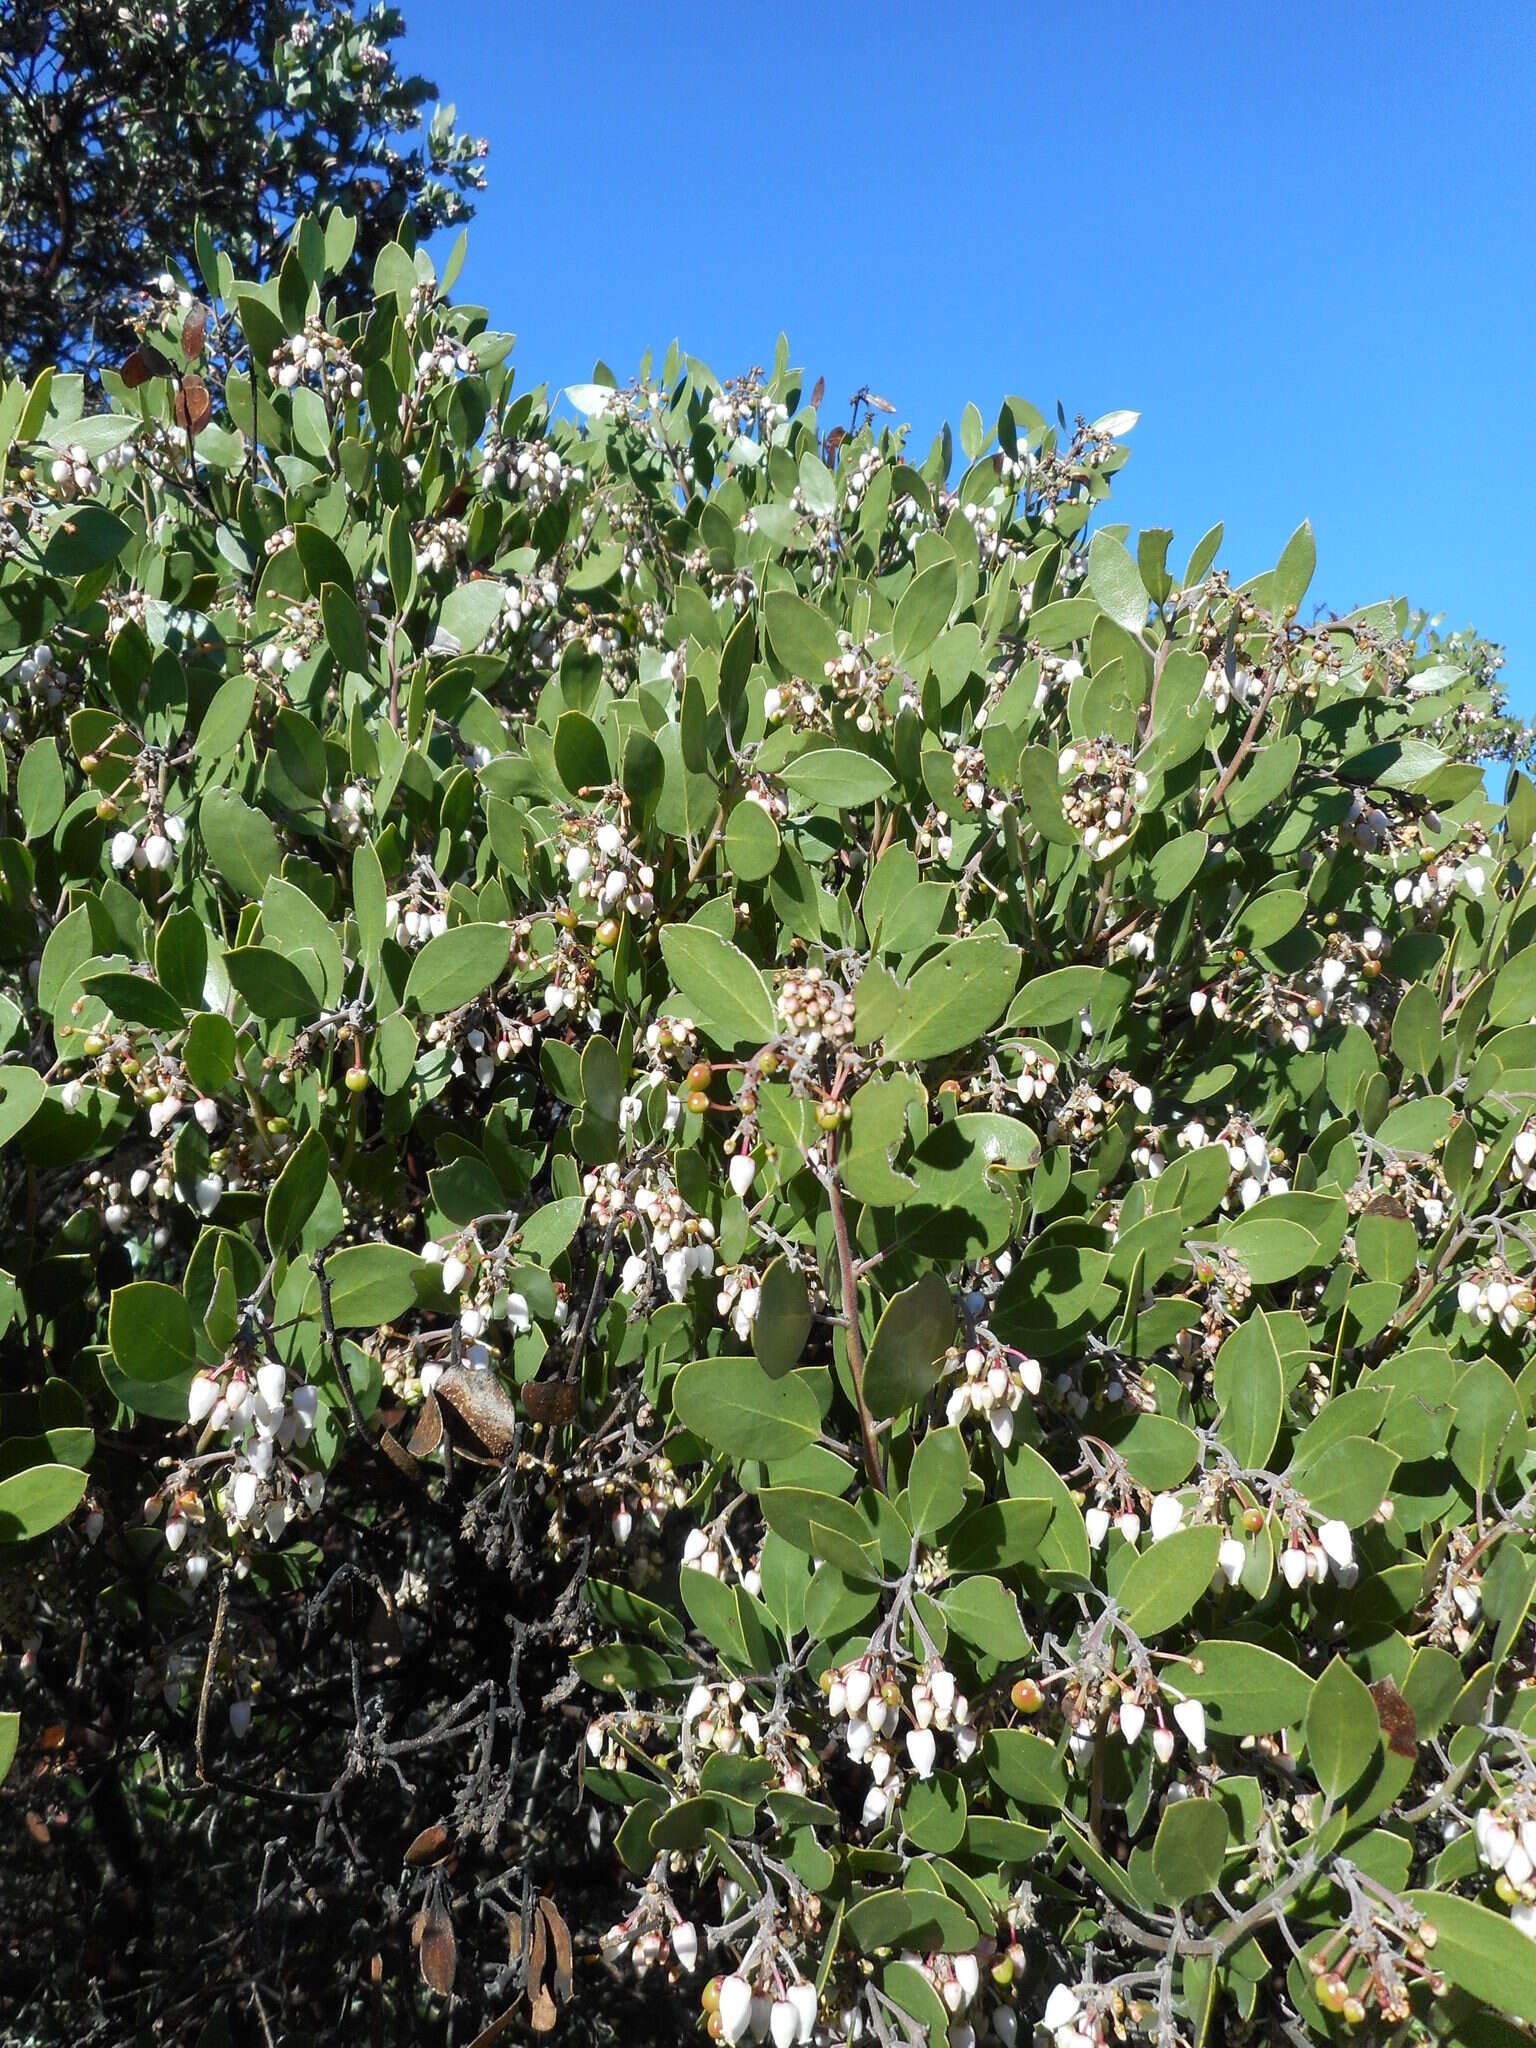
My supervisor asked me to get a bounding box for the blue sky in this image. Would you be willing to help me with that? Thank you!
[403,0,1535,722]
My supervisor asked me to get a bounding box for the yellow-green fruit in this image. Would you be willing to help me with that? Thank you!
[344,1065,370,1094]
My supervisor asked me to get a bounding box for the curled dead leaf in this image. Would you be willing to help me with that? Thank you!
[173,375,212,435]
[181,305,208,358]
[1369,1676,1418,1759]
[435,1365,520,1459]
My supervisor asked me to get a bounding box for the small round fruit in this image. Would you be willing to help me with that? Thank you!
[1010,1678,1044,1715]
[554,905,577,931]
[80,753,98,773]
[594,917,619,950]
[685,1061,712,1092]
[758,1052,778,1076]
[95,797,118,821]
[1316,1974,1348,2014]
[344,1065,370,1094]
[1242,1506,1264,1533]
[1341,1996,1367,2027]
[814,1103,841,1132]
[686,1090,710,1116]
[702,1978,723,2014]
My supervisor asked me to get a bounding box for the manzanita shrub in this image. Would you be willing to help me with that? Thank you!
[2,215,1536,2047]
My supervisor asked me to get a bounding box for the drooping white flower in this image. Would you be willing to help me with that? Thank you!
[1172,1698,1207,1752]
[1149,1492,1184,1542]
[906,1727,937,1779]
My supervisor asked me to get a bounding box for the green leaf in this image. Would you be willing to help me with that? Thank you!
[44,504,130,575]
[265,1127,329,1256]
[659,926,775,1052]
[906,1425,970,1539]
[752,1256,813,1377]
[0,1711,17,1784]
[1152,1798,1228,1905]
[1270,519,1316,612]
[0,1464,89,1542]
[438,578,506,653]
[893,558,958,670]
[553,711,610,799]
[224,945,324,1022]
[109,1281,199,1381]
[779,748,895,808]
[1177,1641,1314,1735]
[320,582,370,673]
[863,1272,954,1420]
[81,970,186,1032]
[1401,1892,1536,2025]
[17,739,65,838]
[672,1357,822,1462]
[1450,1361,1527,1492]
[404,922,510,1016]
[1305,1656,1380,1801]
[1390,982,1440,1079]
[878,939,1021,1061]
[763,590,841,678]
[0,1069,46,1148]
[1086,531,1150,635]
[1219,1215,1320,1283]
[199,789,281,900]
[184,1012,237,1095]
[1212,1310,1286,1468]
[937,1574,1031,1660]
[981,1728,1067,1810]
[306,1244,422,1327]
[724,800,781,882]
[758,1489,880,1580]
[1118,1525,1221,1637]
[1292,1436,1399,1525]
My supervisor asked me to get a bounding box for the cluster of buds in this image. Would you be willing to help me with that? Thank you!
[1456,1266,1534,1337]
[916,808,956,862]
[561,817,655,935]
[412,517,468,575]
[1057,741,1148,860]
[702,1972,817,2046]
[410,333,474,395]
[599,1897,699,1981]
[324,780,371,843]
[951,744,1007,824]
[255,599,320,674]
[1277,1517,1358,1591]
[478,434,575,508]
[1040,1981,1132,2048]
[716,1264,763,1342]
[384,887,449,947]
[823,1657,975,1814]
[419,1235,532,1370]
[1507,1125,1536,1197]
[427,1013,532,1092]
[1014,1045,1059,1106]
[842,444,884,512]
[776,966,855,1048]
[108,810,186,874]
[906,1945,1022,2048]
[46,436,135,501]
[1175,1118,1289,1212]
[683,1677,762,1756]
[6,642,71,725]
[185,1359,322,1546]
[84,1161,173,1245]
[502,570,562,635]
[603,1171,717,1303]
[1202,663,1261,715]
[1390,843,1490,914]
[945,1343,1042,1450]
[268,322,362,401]
[822,635,907,734]
[1475,1804,1536,1903]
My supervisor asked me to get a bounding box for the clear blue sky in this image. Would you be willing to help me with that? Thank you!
[403,0,1535,721]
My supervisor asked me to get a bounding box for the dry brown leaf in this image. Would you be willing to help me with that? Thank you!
[173,375,212,435]
[407,1394,445,1457]
[404,1821,451,1867]
[529,1986,558,2033]
[418,1900,457,1997]
[436,1365,520,1458]
[1369,1676,1418,1759]
[538,1895,573,2002]
[181,305,208,358]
